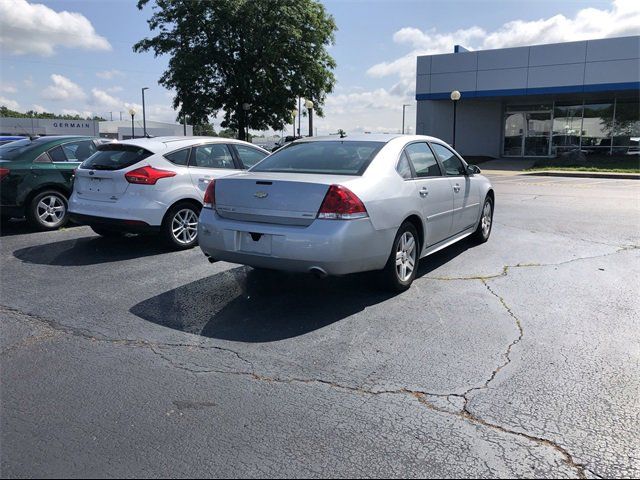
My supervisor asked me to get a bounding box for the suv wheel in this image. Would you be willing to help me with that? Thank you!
[162,202,201,250]
[381,222,420,292]
[26,190,69,231]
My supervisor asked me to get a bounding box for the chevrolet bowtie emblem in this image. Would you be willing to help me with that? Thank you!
[254,191,268,199]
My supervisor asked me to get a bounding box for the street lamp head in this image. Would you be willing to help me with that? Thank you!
[304,99,314,109]
[242,102,251,111]
[142,87,149,92]
[450,90,461,101]
[128,108,136,117]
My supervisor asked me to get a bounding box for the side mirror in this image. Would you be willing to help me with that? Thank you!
[467,164,481,175]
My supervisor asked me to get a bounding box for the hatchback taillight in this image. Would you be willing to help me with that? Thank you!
[0,168,9,181]
[203,179,216,209]
[317,184,368,220]
[125,166,176,185]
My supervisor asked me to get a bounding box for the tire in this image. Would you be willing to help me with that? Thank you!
[90,226,124,238]
[381,222,420,292]
[162,202,201,250]
[471,195,494,244]
[25,190,69,231]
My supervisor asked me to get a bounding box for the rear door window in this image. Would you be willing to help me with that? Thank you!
[190,144,235,169]
[80,144,153,171]
[48,145,67,162]
[233,144,268,168]
[404,143,442,177]
[61,140,96,162]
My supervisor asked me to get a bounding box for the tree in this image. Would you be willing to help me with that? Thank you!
[134,0,337,140]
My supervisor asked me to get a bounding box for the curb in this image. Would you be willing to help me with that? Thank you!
[521,171,640,180]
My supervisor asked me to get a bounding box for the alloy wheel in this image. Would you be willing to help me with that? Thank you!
[171,208,198,245]
[395,231,416,282]
[37,195,66,227]
[481,201,492,237]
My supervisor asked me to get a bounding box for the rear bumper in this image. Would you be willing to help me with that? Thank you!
[69,213,159,233]
[68,193,168,226]
[198,208,395,276]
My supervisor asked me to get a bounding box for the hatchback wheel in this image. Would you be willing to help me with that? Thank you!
[382,222,419,291]
[26,190,69,231]
[162,202,201,250]
[471,195,493,244]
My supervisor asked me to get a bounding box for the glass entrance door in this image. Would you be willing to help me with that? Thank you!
[503,109,552,157]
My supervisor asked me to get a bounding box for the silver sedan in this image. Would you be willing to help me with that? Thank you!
[198,134,494,290]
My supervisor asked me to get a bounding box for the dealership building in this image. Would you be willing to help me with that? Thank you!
[415,35,640,158]
[0,117,192,140]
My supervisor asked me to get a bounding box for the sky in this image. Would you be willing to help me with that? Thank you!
[0,0,638,136]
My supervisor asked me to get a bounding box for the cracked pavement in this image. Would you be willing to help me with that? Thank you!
[1,175,639,478]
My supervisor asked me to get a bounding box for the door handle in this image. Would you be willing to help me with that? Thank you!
[419,187,429,197]
[453,184,461,193]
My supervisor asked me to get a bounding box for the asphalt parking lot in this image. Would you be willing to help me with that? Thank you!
[1,174,639,478]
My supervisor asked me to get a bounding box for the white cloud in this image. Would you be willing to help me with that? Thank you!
[96,70,124,80]
[0,97,20,110]
[24,76,35,88]
[106,86,124,93]
[368,0,640,85]
[32,104,48,113]
[42,74,86,101]
[91,88,122,110]
[1,84,17,94]
[0,0,111,56]
[61,109,94,118]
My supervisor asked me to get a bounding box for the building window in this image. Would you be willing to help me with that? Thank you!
[552,103,583,155]
[581,102,614,154]
[613,98,640,154]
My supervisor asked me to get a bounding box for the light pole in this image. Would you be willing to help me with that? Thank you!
[141,87,149,137]
[402,103,411,134]
[242,102,250,141]
[305,99,314,137]
[297,97,301,136]
[128,108,136,139]
[450,90,461,148]
[292,109,298,137]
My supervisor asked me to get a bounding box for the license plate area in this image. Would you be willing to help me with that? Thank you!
[238,231,272,254]
[81,177,113,193]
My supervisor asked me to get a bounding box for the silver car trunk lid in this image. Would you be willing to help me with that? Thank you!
[215,172,359,226]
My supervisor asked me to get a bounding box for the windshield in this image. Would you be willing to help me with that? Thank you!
[250,141,384,175]
[80,144,153,171]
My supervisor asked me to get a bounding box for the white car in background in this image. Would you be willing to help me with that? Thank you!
[69,136,269,249]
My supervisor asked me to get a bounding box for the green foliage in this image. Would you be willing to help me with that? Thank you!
[193,122,217,136]
[0,106,105,121]
[134,0,337,140]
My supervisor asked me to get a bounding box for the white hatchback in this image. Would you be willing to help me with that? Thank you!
[69,136,269,249]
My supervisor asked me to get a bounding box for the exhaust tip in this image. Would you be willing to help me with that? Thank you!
[309,267,328,279]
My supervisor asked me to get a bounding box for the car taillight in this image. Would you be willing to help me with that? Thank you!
[0,168,9,180]
[125,166,176,185]
[317,184,368,220]
[203,179,216,209]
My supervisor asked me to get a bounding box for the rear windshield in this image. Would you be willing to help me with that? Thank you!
[250,141,384,175]
[0,139,39,160]
[80,144,153,171]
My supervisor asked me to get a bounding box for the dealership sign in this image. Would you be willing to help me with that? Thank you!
[0,117,98,136]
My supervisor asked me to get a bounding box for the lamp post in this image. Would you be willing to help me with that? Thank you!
[141,87,149,137]
[402,103,411,134]
[450,90,461,148]
[128,108,136,139]
[305,99,314,137]
[292,109,298,137]
[242,102,250,141]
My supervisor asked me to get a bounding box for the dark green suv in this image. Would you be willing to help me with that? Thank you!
[0,136,109,230]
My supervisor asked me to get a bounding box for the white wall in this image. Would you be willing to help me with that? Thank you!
[417,100,502,158]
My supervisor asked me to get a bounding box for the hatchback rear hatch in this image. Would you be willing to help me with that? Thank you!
[214,140,384,226]
[75,144,153,202]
